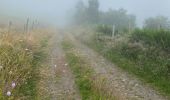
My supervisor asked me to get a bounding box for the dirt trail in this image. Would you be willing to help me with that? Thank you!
[68,33,168,100]
[37,32,81,100]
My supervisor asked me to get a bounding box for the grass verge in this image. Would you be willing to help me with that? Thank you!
[0,31,49,100]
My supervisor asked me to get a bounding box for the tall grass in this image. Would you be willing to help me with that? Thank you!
[131,29,170,52]
[0,29,49,99]
[81,29,170,98]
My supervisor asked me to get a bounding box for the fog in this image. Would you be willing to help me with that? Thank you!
[0,0,170,27]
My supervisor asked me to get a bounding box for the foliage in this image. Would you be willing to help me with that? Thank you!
[100,9,136,32]
[131,29,170,52]
[74,0,136,32]
[81,28,170,98]
[96,25,113,36]
[87,0,99,23]
[143,16,170,30]
[74,0,99,25]
[0,31,49,99]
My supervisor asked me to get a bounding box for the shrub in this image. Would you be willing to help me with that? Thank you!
[131,29,170,52]
[96,25,113,36]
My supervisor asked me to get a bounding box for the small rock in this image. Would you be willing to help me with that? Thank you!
[63,70,66,73]
[122,79,126,82]
[135,83,139,87]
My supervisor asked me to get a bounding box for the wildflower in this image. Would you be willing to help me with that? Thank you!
[9,71,12,75]
[54,65,57,68]
[64,64,68,66]
[7,91,11,96]
[25,48,29,51]
[12,82,16,88]
[0,65,3,70]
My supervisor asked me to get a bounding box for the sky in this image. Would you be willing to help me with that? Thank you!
[0,0,170,27]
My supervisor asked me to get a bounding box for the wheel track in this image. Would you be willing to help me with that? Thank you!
[67,33,168,100]
[37,32,81,100]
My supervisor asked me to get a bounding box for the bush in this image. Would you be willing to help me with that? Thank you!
[96,25,113,36]
[131,29,170,52]
[83,28,170,96]
[120,43,144,60]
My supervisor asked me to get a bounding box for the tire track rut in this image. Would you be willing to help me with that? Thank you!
[37,32,81,100]
[68,33,168,100]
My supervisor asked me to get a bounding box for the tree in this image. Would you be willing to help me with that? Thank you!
[144,16,170,30]
[100,8,136,33]
[74,0,87,25]
[87,0,99,24]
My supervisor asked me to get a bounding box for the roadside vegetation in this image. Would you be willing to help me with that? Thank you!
[0,28,50,99]
[72,0,170,98]
[76,27,170,98]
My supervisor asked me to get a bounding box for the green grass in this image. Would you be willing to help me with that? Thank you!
[131,29,170,52]
[62,40,115,100]
[0,33,49,100]
[18,47,47,100]
[84,33,170,98]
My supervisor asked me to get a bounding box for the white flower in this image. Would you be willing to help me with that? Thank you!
[54,65,57,68]
[9,71,12,74]
[12,82,16,88]
[7,91,11,96]
[64,64,68,66]
[0,65,3,70]
[25,48,29,51]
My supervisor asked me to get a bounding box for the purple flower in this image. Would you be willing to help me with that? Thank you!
[12,82,16,88]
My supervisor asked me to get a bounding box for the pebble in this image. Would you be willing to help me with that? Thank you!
[63,70,66,73]
[122,79,126,82]
[135,84,139,87]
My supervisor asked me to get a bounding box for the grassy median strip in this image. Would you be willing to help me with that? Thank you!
[62,40,115,100]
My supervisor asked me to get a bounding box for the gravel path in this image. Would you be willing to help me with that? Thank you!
[68,33,168,100]
[37,32,81,100]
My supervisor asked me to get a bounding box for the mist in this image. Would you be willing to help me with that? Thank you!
[0,0,170,27]
[1,0,170,99]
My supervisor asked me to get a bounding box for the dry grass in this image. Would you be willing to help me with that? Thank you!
[0,27,51,99]
[62,39,118,100]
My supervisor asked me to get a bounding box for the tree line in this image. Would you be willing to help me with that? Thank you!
[73,0,170,31]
